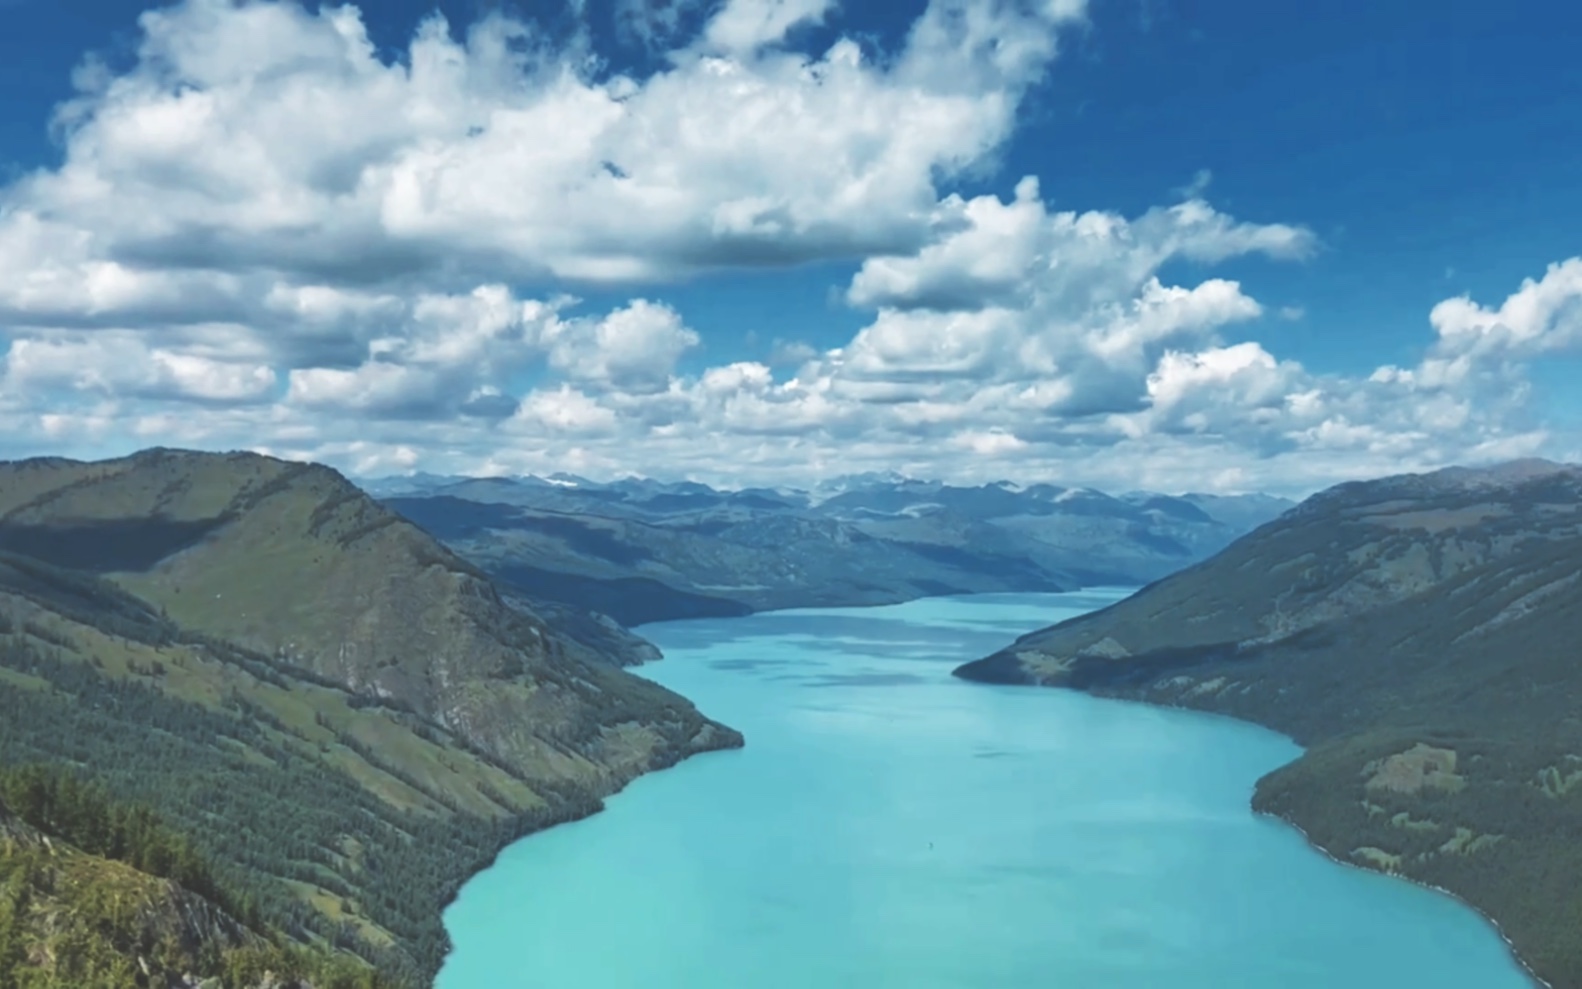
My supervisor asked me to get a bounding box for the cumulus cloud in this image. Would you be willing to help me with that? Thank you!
[507,385,621,436]
[277,286,569,417]
[1,0,1084,301]
[1100,260,1582,478]
[545,299,700,391]
[5,333,276,404]
[832,182,1304,419]
[1429,258,1582,356]
[0,0,1577,496]
[700,0,836,55]
[847,179,1315,312]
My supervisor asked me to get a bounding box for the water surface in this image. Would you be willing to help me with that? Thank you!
[439,591,1530,988]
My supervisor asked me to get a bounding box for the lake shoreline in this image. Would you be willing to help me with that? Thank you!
[1029,690,1555,989]
[1127,692,1553,989]
[1030,686,1555,989]
[431,727,745,968]
[1256,807,1551,989]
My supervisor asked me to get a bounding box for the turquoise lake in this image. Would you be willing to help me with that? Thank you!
[437,591,1531,988]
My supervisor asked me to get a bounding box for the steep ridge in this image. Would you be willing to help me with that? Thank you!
[0,449,742,984]
[0,449,732,783]
[956,460,1582,987]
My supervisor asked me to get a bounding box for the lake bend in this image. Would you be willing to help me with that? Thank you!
[437,591,1532,989]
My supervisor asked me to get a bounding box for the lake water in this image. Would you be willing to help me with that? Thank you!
[437,591,1531,988]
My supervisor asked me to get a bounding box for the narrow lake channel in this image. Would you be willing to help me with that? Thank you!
[438,590,1530,988]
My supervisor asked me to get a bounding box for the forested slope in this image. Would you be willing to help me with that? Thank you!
[957,460,1582,987]
[0,767,395,988]
[0,450,743,985]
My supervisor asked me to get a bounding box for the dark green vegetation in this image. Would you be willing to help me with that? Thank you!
[0,449,742,986]
[0,767,391,988]
[955,459,1582,987]
[373,473,1291,628]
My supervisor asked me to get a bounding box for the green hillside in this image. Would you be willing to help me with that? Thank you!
[956,460,1582,987]
[0,449,743,985]
[0,771,393,989]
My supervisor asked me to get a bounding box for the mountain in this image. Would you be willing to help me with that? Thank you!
[955,459,1582,987]
[0,449,741,984]
[369,472,1292,628]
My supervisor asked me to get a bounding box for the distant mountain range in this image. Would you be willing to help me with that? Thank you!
[956,458,1582,988]
[364,471,1294,628]
[0,449,740,985]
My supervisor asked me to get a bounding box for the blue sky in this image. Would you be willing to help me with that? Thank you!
[0,0,1577,494]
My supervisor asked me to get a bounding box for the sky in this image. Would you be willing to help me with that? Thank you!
[0,0,1578,495]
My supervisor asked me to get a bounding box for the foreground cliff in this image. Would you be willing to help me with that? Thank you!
[0,449,742,985]
[956,459,1582,987]
[0,776,393,988]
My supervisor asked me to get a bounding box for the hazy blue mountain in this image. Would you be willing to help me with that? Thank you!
[366,472,1293,628]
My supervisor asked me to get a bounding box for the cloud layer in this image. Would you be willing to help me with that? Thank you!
[1,0,1578,494]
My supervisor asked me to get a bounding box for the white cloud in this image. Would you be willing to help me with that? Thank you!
[1145,342,1288,413]
[545,299,700,391]
[0,0,1577,497]
[285,362,437,416]
[1428,258,1582,360]
[700,0,836,55]
[848,182,1315,312]
[846,176,1048,311]
[275,285,569,416]
[616,0,706,49]
[841,306,1026,381]
[1367,259,1582,413]
[5,333,276,403]
[949,428,1028,455]
[832,183,1295,421]
[3,0,1086,301]
[508,385,620,435]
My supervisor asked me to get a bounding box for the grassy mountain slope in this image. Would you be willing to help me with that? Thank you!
[0,781,389,989]
[0,449,742,984]
[955,460,1582,987]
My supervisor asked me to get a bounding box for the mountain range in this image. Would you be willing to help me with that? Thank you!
[956,458,1582,987]
[365,471,1294,628]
